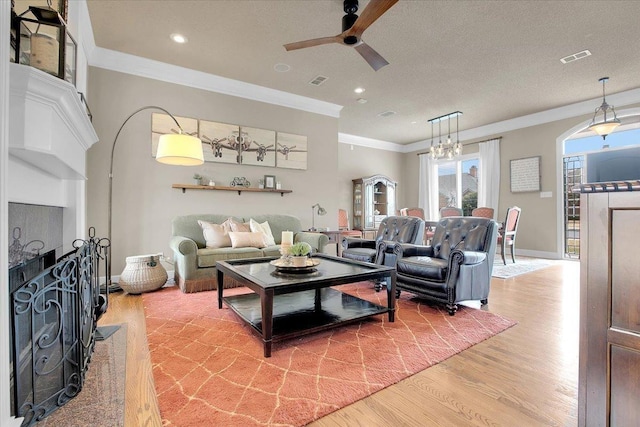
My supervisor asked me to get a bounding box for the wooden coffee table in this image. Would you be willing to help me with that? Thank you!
[216,253,396,357]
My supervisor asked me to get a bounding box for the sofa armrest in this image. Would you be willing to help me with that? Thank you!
[294,231,329,253]
[170,236,199,280]
[392,243,435,258]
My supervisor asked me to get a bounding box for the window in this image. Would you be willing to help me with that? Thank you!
[436,156,479,215]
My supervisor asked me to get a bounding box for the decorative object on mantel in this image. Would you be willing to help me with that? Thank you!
[428,111,463,160]
[230,176,250,187]
[12,0,77,85]
[109,107,203,292]
[310,203,327,231]
[171,183,292,196]
[588,77,620,140]
[151,113,308,169]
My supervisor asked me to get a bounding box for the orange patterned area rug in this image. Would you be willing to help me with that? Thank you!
[142,282,515,427]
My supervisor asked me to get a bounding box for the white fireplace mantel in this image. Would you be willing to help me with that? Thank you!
[9,63,98,179]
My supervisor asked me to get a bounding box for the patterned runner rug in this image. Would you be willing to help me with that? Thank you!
[143,282,515,427]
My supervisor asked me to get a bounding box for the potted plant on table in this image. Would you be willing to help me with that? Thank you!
[289,241,312,267]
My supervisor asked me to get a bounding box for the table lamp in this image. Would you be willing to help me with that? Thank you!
[310,203,326,231]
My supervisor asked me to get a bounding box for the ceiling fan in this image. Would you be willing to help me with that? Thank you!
[283,0,399,71]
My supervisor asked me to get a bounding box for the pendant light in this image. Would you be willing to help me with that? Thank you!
[428,111,463,160]
[588,77,620,140]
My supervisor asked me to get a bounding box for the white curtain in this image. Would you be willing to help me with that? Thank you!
[419,154,439,220]
[478,138,501,218]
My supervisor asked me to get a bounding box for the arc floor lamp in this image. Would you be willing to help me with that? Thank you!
[106,106,204,294]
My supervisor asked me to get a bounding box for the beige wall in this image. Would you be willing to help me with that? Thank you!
[337,143,406,217]
[402,107,640,256]
[87,68,339,272]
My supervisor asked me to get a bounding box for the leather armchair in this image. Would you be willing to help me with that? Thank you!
[342,216,425,290]
[391,217,498,316]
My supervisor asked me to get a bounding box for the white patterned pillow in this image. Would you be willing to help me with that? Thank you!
[228,231,267,249]
[249,219,276,246]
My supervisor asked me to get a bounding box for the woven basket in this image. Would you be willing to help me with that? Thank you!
[119,253,167,294]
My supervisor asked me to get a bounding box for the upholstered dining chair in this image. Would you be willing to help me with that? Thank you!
[497,206,522,264]
[471,207,495,219]
[440,206,463,217]
[338,209,362,238]
[400,207,434,245]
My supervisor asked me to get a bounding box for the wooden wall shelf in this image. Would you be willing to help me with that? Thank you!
[172,184,292,196]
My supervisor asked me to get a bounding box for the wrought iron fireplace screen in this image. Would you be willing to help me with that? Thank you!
[10,228,110,426]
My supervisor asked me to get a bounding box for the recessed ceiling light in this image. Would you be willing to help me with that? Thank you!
[274,63,291,72]
[170,33,188,44]
[354,87,365,94]
[411,121,418,124]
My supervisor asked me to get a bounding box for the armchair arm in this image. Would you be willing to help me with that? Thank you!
[460,250,487,265]
[341,237,377,251]
[295,231,329,253]
[392,243,435,259]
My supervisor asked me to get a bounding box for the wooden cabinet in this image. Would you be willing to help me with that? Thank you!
[577,182,640,426]
[352,175,397,232]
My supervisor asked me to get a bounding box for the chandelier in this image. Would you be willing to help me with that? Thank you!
[428,111,463,160]
[588,77,620,140]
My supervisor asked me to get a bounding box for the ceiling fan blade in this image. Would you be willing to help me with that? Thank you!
[283,36,342,51]
[354,41,389,71]
[346,0,399,38]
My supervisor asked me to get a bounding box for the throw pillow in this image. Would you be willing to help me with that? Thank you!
[249,218,276,246]
[227,218,251,232]
[228,231,267,249]
[198,220,232,248]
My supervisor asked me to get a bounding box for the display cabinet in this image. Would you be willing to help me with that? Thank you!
[352,175,397,233]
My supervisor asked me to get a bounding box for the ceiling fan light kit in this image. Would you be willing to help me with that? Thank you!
[588,76,620,140]
[428,111,463,160]
[283,0,399,71]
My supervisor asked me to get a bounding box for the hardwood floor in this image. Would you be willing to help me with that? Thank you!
[100,260,579,426]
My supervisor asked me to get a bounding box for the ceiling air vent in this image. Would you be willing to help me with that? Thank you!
[308,75,329,86]
[560,49,592,64]
[378,110,396,118]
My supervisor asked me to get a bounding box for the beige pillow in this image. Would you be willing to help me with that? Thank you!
[228,231,267,249]
[249,218,276,246]
[198,220,232,249]
[227,217,251,232]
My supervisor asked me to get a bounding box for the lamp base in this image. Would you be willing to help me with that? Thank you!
[309,227,317,231]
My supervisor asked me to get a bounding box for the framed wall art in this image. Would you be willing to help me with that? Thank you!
[276,132,307,170]
[510,156,541,193]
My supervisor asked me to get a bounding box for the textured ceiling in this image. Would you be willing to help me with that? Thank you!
[85,0,640,144]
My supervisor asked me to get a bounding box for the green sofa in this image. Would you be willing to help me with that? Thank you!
[170,214,329,293]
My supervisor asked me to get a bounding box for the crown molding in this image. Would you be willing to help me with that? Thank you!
[338,133,405,152]
[88,46,343,118]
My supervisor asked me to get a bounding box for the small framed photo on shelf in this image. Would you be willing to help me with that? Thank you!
[264,175,276,189]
